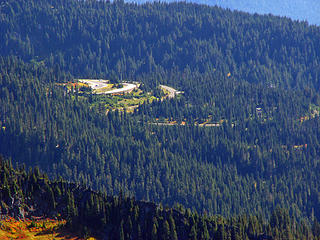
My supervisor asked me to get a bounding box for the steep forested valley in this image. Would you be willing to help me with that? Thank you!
[1,0,320,238]
[3,157,320,239]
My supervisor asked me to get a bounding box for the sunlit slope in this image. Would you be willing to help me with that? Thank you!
[0,217,90,240]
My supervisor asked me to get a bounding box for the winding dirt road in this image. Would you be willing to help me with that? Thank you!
[78,79,137,94]
[104,83,137,94]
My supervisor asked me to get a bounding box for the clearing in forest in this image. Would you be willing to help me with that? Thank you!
[58,79,182,112]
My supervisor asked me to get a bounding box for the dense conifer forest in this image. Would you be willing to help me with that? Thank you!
[1,0,320,237]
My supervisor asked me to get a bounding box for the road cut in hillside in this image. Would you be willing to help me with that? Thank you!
[159,84,183,99]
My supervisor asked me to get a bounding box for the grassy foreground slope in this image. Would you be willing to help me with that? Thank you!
[0,217,84,240]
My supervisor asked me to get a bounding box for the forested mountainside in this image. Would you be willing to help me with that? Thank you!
[1,157,320,240]
[2,0,320,89]
[1,0,320,229]
[126,0,320,26]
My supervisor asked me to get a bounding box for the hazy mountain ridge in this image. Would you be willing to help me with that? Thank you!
[125,0,320,25]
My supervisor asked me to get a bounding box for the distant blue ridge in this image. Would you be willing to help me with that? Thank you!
[124,0,320,26]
